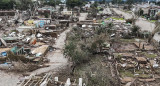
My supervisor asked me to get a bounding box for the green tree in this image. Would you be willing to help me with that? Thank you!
[126,0,134,9]
[112,0,122,4]
[0,0,16,9]
[44,0,61,7]
[93,1,98,7]
[131,25,140,36]
[90,39,105,53]
[16,0,33,10]
[126,0,134,5]
[66,0,84,8]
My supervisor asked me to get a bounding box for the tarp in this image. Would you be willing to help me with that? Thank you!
[40,20,45,28]
[1,52,7,57]
[28,20,34,24]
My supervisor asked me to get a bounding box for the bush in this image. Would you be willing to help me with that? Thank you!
[131,25,140,33]
[64,41,89,65]
[64,41,76,58]
[44,13,49,18]
[90,39,105,53]
[156,12,160,20]
[131,25,140,37]
[123,34,132,39]
[126,18,136,24]
[72,50,89,65]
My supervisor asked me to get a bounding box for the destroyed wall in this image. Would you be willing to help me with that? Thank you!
[0,11,16,16]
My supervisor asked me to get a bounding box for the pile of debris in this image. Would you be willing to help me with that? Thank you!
[111,39,160,85]
[18,72,84,86]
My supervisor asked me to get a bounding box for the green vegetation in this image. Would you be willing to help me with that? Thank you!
[66,0,84,8]
[138,74,151,78]
[112,0,123,4]
[44,13,49,18]
[139,52,157,59]
[91,1,98,8]
[0,0,62,10]
[63,25,120,85]
[120,70,134,77]
[145,53,157,59]
[149,20,157,23]
[43,0,61,7]
[135,70,144,74]
[72,56,119,86]
[64,27,108,65]
[120,39,136,43]
[0,0,34,10]
[126,18,136,24]
[0,0,16,9]
[131,25,140,36]
[126,0,134,5]
[106,17,124,21]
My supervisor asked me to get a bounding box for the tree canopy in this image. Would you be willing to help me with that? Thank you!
[66,0,84,8]
[112,0,123,4]
[0,0,34,10]
[0,0,16,9]
[126,0,134,5]
[43,0,61,7]
[16,0,33,10]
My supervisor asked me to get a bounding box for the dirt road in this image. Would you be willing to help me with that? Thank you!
[113,8,155,32]
[30,28,70,75]
[0,71,19,86]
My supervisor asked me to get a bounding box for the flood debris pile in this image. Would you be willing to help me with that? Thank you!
[106,18,160,85]
[112,40,160,85]
[101,10,160,85]
[18,72,85,86]
[0,7,71,73]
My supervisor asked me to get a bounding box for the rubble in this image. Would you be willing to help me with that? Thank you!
[135,57,147,64]
[0,1,160,86]
[18,72,84,86]
[121,77,134,84]
[0,3,70,77]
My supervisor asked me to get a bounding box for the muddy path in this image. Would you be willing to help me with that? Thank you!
[29,27,71,75]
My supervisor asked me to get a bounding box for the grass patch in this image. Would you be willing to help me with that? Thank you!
[139,52,157,59]
[138,74,151,78]
[120,70,134,77]
[135,70,144,74]
[125,11,132,13]
[149,20,157,23]
[120,38,135,43]
[145,53,157,59]
[105,17,124,21]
